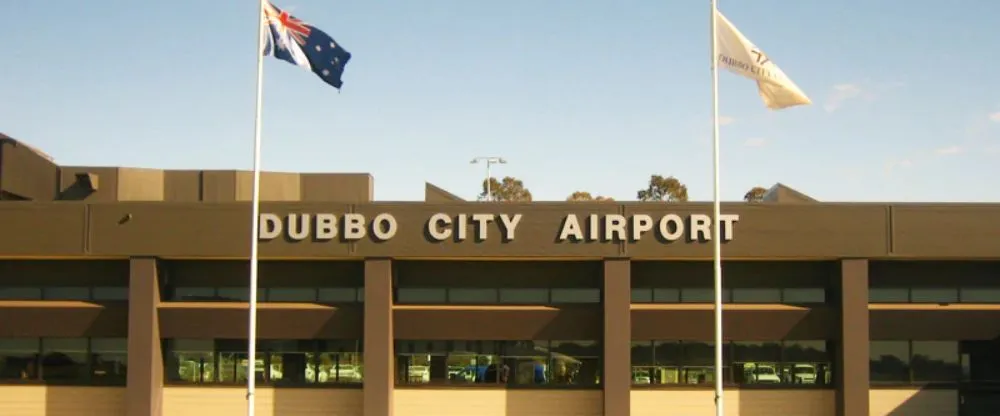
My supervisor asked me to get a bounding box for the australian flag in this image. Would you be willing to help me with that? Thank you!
[262,1,352,90]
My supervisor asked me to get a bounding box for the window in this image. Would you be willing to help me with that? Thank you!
[394,287,603,305]
[318,288,362,302]
[961,340,1000,383]
[90,338,128,384]
[0,287,41,300]
[92,287,129,301]
[164,339,362,385]
[0,287,129,301]
[0,338,39,380]
[395,340,600,387]
[550,288,600,303]
[267,288,317,302]
[911,341,959,382]
[680,288,730,303]
[448,288,498,304]
[0,338,125,385]
[396,288,447,303]
[168,287,362,303]
[652,288,680,303]
[499,288,548,304]
[42,287,90,300]
[631,289,653,303]
[870,287,1000,304]
[783,288,826,303]
[910,288,958,304]
[959,288,1000,303]
[869,288,909,303]
[870,341,910,383]
[631,340,831,387]
[731,288,781,303]
[41,338,88,382]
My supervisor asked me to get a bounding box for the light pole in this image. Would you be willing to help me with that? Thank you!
[470,156,507,201]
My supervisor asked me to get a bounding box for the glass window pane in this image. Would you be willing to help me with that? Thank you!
[960,340,1000,383]
[448,288,498,304]
[262,340,315,384]
[681,342,726,385]
[869,288,909,303]
[173,287,216,301]
[870,341,910,383]
[166,339,215,383]
[499,288,548,304]
[732,288,781,303]
[0,287,41,300]
[911,288,959,303]
[782,340,831,386]
[318,288,358,302]
[912,341,959,382]
[681,288,730,303]
[396,288,446,304]
[652,288,680,303]
[0,338,40,380]
[91,338,127,384]
[549,340,600,385]
[92,287,129,301]
[630,289,652,303]
[783,288,826,303]
[41,338,88,382]
[960,288,1000,303]
[551,288,600,303]
[651,341,682,384]
[267,288,317,302]
[217,288,259,302]
[502,341,548,385]
[42,287,90,300]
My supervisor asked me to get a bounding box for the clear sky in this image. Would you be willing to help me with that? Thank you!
[3,0,999,202]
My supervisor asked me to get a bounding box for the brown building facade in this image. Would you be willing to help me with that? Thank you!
[2,135,1000,416]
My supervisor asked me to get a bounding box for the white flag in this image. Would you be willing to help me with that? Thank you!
[715,10,811,110]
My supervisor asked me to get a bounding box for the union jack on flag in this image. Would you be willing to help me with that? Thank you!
[262,1,352,90]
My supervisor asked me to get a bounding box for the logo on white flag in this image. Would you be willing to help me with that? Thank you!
[714,10,811,110]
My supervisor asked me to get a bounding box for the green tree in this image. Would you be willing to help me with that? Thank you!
[480,176,532,202]
[637,175,689,202]
[744,186,768,203]
[567,191,614,202]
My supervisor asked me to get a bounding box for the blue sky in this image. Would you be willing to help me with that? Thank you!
[3,0,999,202]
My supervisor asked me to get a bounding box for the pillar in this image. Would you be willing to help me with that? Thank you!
[364,258,394,416]
[127,257,162,416]
[838,259,869,416]
[603,259,631,416]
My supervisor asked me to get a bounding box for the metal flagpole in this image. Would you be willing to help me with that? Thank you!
[709,0,725,415]
[246,0,267,415]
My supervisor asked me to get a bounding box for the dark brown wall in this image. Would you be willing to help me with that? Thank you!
[0,138,58,201]
[395,260,601,287]
[393,306,601,340]
[631,306,836,340]
[158,304,363,339]
[1,202,1000,259]
[632,260,837,287]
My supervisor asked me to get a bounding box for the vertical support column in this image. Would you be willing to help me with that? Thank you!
[838,259,869,416]
[364,258,394,416]
[603,259,631,416]
[127,257,162,416]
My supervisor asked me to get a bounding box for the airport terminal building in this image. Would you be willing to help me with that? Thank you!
[1,135,999,416]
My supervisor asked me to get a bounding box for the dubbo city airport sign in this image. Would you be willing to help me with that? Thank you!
[258,212,740,243]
